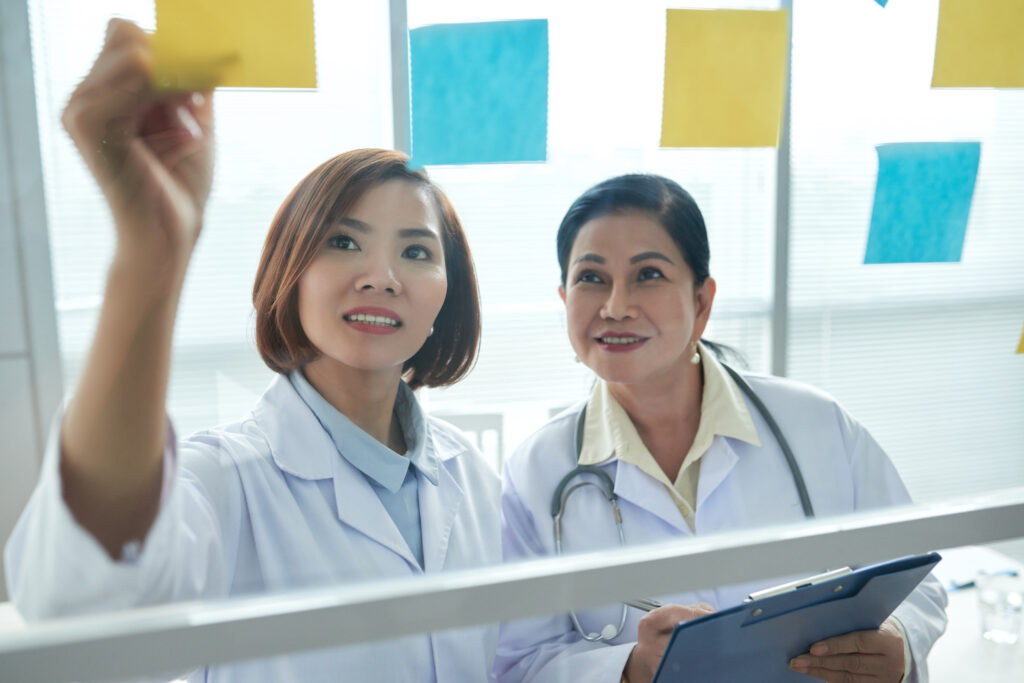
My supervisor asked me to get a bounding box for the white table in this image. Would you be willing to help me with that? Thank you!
[929,548,1024,682]
[929,586,1023,682]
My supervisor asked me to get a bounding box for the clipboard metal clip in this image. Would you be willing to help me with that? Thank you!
[744,567,853,602]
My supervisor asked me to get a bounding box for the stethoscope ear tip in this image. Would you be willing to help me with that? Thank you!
[600,624,618,640]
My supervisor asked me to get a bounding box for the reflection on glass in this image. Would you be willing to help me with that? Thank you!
[494,174,948,682]
[2,0,1022,681]
[5,12,499,682]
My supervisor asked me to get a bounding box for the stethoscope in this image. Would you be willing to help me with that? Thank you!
[550,363,815,643]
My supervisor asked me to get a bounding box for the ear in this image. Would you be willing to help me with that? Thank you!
[692,277,716,340]
[558,285,566,304]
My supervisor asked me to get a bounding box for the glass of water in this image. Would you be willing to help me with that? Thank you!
[976,573,1023,645]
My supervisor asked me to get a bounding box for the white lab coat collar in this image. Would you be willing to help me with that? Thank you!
[694,437,741,514]
[253,374,468,571]
[419,463,466,572]
[256,374,466,479]
[328,452,416,565]
[288,369,440,490]
[602,431,744,533]
[255,374,335,480]
[612,459,690,533]
[328,444,467,572]
[579,344,761,471]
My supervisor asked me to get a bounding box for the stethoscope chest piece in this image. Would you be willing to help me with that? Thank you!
[551,436,629,642]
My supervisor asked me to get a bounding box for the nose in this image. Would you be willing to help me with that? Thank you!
[600,283,634,320]
[354,255,402,295]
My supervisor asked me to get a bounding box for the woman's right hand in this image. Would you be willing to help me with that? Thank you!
[58,19,215,558]
[623,603,716,683]
[62,19,214,277]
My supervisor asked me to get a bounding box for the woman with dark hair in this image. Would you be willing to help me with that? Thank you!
[5,20,499,681]
[495,174,947,683]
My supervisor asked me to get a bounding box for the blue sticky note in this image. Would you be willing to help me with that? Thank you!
[409,20,548,166]
[864,142,980,264]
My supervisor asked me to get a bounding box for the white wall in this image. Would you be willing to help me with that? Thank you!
[0,0,63,601]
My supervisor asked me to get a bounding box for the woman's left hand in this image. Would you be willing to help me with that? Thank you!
[789,617,906,682]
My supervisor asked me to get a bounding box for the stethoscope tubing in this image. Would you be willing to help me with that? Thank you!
[550,362,815,643]
[720,364,814,519]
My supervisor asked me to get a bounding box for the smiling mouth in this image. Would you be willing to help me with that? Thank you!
[596,336,646,344]
[344,313,402,328]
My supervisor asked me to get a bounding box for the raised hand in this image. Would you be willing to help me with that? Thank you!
[59,19,216,557]
[62,19,214,276]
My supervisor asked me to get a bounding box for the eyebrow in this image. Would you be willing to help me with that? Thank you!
[337,217,440,241]
[630,251,674,265]
[572,253,605,266]
[338,217,371,233]
[571,251,674,266]
[398,227,440,241]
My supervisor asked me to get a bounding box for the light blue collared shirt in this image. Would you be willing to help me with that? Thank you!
[289,370,439,567]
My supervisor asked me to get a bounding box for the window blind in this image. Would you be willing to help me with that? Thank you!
[29,0,394,438]
[412,0,779,450]
[787,0,1024,502]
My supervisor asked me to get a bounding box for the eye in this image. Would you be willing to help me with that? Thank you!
[402,244,432,260]
[638,266,664,281]
[575,270,604,284]
[328,234,359,251]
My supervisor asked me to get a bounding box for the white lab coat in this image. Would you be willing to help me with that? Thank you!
[496,372,948,683]
[5,375,502,682]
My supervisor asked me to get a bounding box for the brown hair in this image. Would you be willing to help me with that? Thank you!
[252,149,480,390]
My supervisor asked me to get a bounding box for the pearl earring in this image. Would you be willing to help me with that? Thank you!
[689,342,701,365]
[574,354,581,363]
[428,326,435,337]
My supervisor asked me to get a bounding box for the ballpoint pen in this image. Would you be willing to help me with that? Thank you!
[625,598,663,612]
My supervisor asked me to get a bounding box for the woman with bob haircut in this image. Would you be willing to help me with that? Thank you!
[5,20,500,682]
[494,174,947,683]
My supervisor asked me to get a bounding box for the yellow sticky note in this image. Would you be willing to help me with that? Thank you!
[661,9,788,148]
[933,0,1024,88]
[152,0,316,89]
[1017,324,1024,354]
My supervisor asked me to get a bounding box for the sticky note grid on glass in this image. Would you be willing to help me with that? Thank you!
[409,19,548,167]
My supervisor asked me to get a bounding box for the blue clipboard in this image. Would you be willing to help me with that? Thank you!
[652,552,942,683]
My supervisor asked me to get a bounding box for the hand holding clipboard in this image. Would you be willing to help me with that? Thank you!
[644,552,941,683]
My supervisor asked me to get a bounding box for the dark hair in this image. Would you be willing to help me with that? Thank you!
[556,173,743,366]
[556,174,710,288]
[252,148,481,390]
